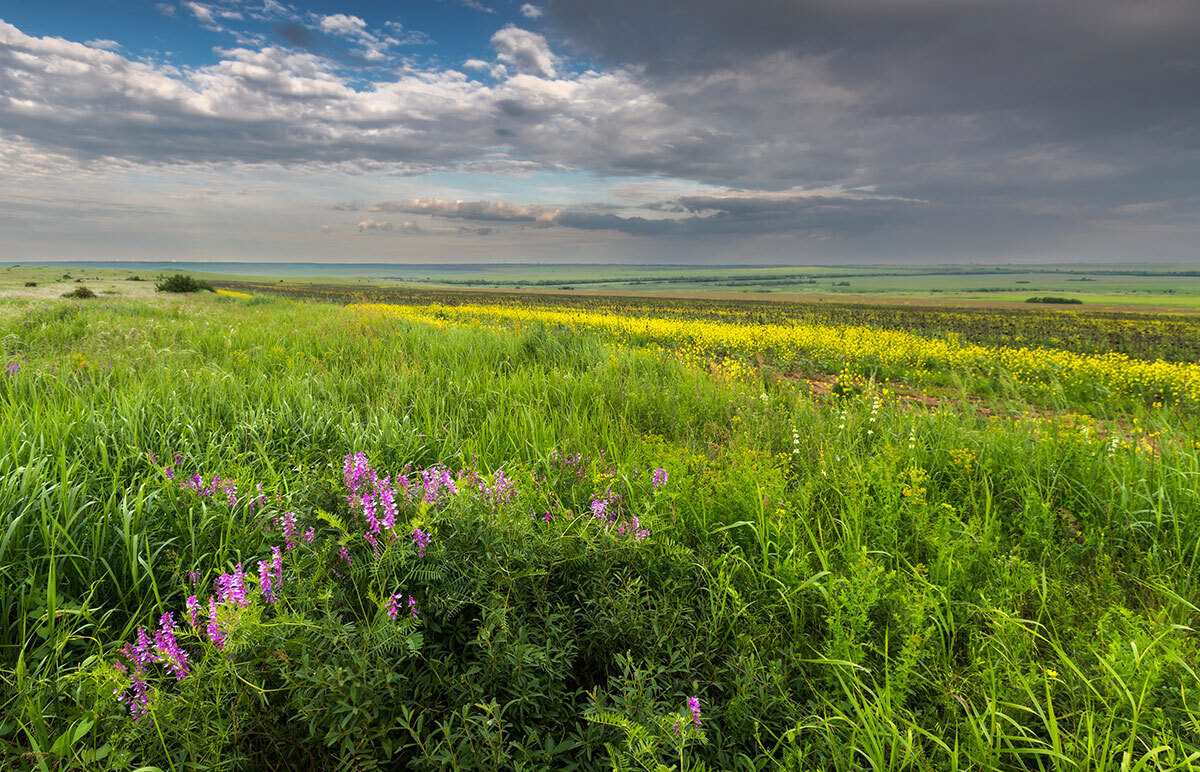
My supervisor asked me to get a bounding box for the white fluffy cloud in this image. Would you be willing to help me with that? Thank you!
[490,26,557,78]
[318,13,368,39]
[356,218,392,231]
[520,4,543,19]
[0,19,711,182]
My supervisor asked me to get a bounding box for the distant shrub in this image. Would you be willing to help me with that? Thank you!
[1026,296,1083,304]
[24,281,36,287]
[62,286,97,299]
[127,275,144,281]
[156,274,215,293]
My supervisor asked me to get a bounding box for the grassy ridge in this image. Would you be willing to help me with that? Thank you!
[0,294,1198,770]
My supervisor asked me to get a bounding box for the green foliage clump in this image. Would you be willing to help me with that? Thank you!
[1026,295,1083,304]
[24,281,37,287]
[156,274,215,293]
[61,286,97,299]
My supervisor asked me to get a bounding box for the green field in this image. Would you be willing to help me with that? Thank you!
[8,262,1200,311]
[1,267,1199,771]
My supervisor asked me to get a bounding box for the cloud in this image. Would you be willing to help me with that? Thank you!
[1,5,1199,262]
[490,26,557,77]
[520,4,543,19]
[366,188,922,237]
[356,218,393,231]
[155,3,176,17]
[273,22,321,51]
[320,224,332,232]
[458,0,495,13]
[183,2,218,27]
[370,198,558,223]
[84,39,120,50]
[318,13,368,39]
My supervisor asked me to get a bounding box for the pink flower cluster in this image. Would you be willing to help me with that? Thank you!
[177,470,267,513]
[114,613,191,720]
[343,454,518,557]
[113,500,307,718]
[589,491,650,542]
[385,592,419,621]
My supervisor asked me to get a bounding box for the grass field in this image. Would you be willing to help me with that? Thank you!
[8,262,1200,311]
[1,268,1199,771]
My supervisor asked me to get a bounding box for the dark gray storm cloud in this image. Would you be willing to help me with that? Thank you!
[368,193,923,237]
[540,0,1200,185]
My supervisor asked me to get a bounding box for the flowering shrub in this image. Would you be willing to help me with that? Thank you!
[92,451,704,770]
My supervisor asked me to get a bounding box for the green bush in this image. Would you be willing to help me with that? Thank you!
[61,286,97,299]
[84,453,707,770]
[156,274,215,293]
[1026,295,1083,304]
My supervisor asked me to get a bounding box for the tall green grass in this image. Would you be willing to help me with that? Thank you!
[0,296,1197,770]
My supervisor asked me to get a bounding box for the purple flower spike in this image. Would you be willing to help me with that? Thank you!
[153,613,191,681]
[206,597,226,649]
[411,528,431,558]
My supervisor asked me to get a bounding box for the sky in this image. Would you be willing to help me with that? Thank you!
[0,0,1197,265]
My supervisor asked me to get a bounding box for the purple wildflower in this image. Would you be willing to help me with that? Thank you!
[116,667,153,720]
[280,511,299,549]
[408,596,418,619]
[385,593,402,621]
[687,696,701,727]
[361,496,380,535]
[185,596,200,628]
[411,528,431,558]
[380,486,398,531]
[652,467,668,488]
[304,527,315,543]
[153,613,190,681]
[5,361,19,376]
[258,560,276,602]
[215,564,249,608]
[206,597,226,649]
[134,626,155,668]
[339,546,352,567]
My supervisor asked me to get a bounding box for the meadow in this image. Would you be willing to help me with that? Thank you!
[9,262,1200,311]
[1,273,1198,771]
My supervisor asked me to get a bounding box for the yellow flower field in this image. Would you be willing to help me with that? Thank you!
[352,301,1200,407]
